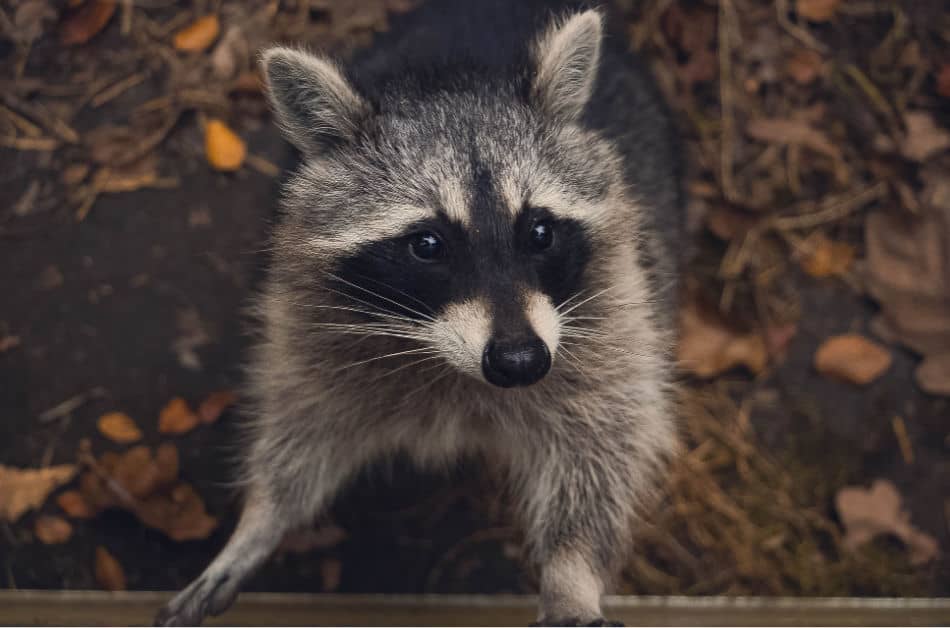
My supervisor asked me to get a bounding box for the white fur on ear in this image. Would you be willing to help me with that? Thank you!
[531,9,603,123]
[261,46,369,154]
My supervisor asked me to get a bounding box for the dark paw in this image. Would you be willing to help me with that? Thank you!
[154,574,238,627]
[532,617,624,627]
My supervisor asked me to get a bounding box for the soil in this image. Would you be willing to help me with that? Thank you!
[1,0,948,602]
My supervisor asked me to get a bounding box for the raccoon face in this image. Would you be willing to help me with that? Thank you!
[263,10,631,388]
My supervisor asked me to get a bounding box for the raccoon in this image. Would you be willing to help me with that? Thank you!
[156,0,684,625]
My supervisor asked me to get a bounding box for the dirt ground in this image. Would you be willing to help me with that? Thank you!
[1,0,949,600]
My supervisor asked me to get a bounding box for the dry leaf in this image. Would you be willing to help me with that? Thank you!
[204,119,247,172]
[281,523,348,553]
[797,0,839,22]
[899,112,950,162]
[97,412,143,444]
[678,299,767,378]
[95,546,127,591]
[57,490,95,519]
[137,483,218,541]
[158,397,199,435]
[746,118,841,161]
[915,352,950,396]
[0,335,21,353]
[210,25,249,80]
[59,0,116,45]
[112,445,162,499]
[814,335,891,385]
[198,391,236,424]
[786,49,825,85]
[34,515,73,544]
[938,64,950,100]
[0,465,77,522]
[799,232,855,278]
[321,558,342,592]
[173,14,220,53]
[836,479,939,565]
[155,443,180,487]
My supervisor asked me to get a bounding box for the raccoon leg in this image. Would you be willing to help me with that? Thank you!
[154,442,359,626]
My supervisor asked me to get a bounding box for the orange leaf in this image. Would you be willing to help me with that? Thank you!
[938,64,950,100]
[173,14,220,53]
[677,299,767,378]
[0,464,77,522]
[56,490,95,519]
[814,334,892,385]
[786,49,825,85]
[204,119,246,172]
[158,397,199,435]
[797,0,839,22]
[95,546,127,591]
[34,515,73,544]
[59,0,116,45]
[97,412,143,444]
[155,443,180,487]
[198,391,236,424]
[799,233,855,278]
[112,445,162,498]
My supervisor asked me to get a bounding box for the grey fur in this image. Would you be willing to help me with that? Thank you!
[156,4,682,626]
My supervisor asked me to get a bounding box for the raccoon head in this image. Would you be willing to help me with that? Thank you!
[262,10,641,389]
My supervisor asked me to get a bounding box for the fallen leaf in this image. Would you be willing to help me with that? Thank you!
[137,483,218,541]
[747,118,841,161]
[173,14,220,52]
[57,490,95,519]
[706,208,758,240]
[59,0,116,45]
[112,445,162,499]
[204,119,247,172]
[155,443,179,487]
[836,479,939,565]
[916,352,950,396]
[797,0,839,22]
[321,558,342,592]
[786,49,825,85]
[198,391,236,424]
[814,335,891,384]
[899,112,950,162]
[34,515,73,544]
[95,546,127,591]
[62,163,91,186]
[0,336,21,353]
[230,71,263,94]
[678,299,767,378]
[0,465,77,522]
[281,523,348,553]
[158,397,199,435]
[97,412,143,444]
[210,25,249,80]
[799,232,855,277]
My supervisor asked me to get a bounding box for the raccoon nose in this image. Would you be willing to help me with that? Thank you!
[482,337,551,388]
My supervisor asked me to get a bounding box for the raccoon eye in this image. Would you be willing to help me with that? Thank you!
[529,220,554,251]
[408,232,443,261]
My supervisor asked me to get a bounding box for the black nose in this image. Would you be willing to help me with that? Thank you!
[482,337,551,388]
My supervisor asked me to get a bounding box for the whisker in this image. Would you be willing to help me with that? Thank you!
[336,346,437,372]
[558,286,614,318]
[324,272,435,322]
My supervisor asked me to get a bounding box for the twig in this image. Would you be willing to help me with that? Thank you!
[0,93,79,144]
[717,0,739,204]
[769,182,887,231]
[39,387,108,423]
[774,0,829,53]
[90,72,147,108]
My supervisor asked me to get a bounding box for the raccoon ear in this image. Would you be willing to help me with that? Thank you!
[531,9,603,123]
[261,47,369,154]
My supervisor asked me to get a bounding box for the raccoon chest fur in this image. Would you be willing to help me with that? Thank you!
[156,1,683,626]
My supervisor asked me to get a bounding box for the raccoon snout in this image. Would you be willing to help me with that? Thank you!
[482,336,551,388]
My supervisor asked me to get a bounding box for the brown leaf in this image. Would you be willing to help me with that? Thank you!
[0,465,77,522]
[786,49,825,85]
[706,208,758,240]
[154,443,180,488]
[0,335,21,353]
[158,397,199,435]
[677,299,767,378]
[916,352,950,396]
[59,0,116,45]
[281,523,348,554]
[938,64,950,100]
[137,483,218,541]
[799,232,855,278]
[173,14,220,53]
[198,391,236,424]
[95,546,127,591]
[796,0,839,22]
[836,479,939,565]
[899,112,950,162]
[204,119,246,172]
[56,490,95,519]
[97,412,143,444]
[814,335,891,385]
[112,445,161,499]
[34,515,73,544]
[746,118,841,161]
[320,558,342,592]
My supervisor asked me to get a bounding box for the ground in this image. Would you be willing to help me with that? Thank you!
[1,0,948,600]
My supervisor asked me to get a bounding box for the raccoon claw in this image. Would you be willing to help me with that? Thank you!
[154,573,239,627]
[531,618,624,627]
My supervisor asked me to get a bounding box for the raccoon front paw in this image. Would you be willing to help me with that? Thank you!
[532,617,624,627]
[153,572,240,627]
